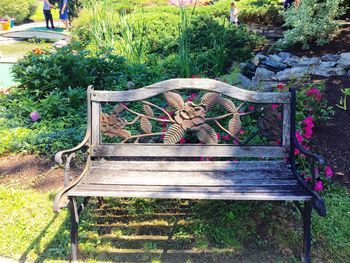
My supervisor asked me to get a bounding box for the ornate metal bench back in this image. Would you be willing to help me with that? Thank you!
[88,78,292,158]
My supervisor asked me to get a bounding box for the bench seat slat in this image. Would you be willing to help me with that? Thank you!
[66,161,311,201]
[92,145,289,158]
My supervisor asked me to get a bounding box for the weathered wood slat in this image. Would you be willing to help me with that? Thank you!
[90,79,291,103]
[91,144,289,158]
[73,184,306,193]
[81,174,299,186]
[90,160,290,172]
[91,102,101,145]
[282,103,291,147]
[67,189,311,201]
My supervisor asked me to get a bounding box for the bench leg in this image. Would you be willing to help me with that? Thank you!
[303,201,312,263]
[70,197,79,262]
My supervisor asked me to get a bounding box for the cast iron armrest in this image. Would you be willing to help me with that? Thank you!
[292,134,325,167]
[54,133,90,165]
[291,134,327,217]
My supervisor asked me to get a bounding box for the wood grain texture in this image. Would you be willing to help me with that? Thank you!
[91,144,289,158]
[90,78,291,103]
[282,103,291,147]
[91,102,101,145]
[65,159,311,201]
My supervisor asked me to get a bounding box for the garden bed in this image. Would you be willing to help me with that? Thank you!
[312,76,350,187]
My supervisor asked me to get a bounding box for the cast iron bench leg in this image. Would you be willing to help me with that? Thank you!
[70,197,79,262]
[303,201,312,263]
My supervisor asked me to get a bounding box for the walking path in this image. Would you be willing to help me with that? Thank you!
[0,22,70,41]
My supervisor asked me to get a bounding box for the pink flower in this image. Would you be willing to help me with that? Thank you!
[216,133,221,141]
[304,126,313,139]
[305,87,322,102]
[186,97,194,102]
[233,140,239,145]
[325,166,333,178]
[30,111,40,122]
[275,139,281,145]
[303,116,314,126]
[200,156,206,161]
[239,130,246,135]
[179,138,186,144]
[190,93,198,98]
[295,131,303,143]
[222,135,231,141]
[294,148,300,155]
[277,83,285,90]
[191,74,200,78]
[314,181,323,191]
[248,105,255,111]
[271,104,279,109]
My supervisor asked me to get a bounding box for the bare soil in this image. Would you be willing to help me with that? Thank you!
[287,26,350,56]
[0,154,80,191]
[311,76,350,187]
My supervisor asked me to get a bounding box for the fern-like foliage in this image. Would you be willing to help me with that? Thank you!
[194,123,218,144]
[201,92,220,111]
[164,92,184,110]
[164,124,185,144]
[140,116,152,134]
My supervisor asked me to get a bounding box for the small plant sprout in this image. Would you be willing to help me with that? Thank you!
[336,88,350,111]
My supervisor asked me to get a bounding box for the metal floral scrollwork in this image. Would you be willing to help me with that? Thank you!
[100,91,249,144]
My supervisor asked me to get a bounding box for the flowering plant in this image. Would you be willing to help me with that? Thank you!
[275,80,334,191]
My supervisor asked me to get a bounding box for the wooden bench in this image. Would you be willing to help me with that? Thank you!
[54,78,326,263]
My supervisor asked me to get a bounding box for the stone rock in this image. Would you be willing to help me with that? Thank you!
[312,67,346,77]
[262,57,288,70]
[250,76,276,92]
[255,67,277,81]
[252,53,267,66]
[283,56,299,67]
[278,52,292,60]
[337,53,350,70]
[240,62,257,78]
[297,56,321,66]
[269,54,283,63]
[260,81,278,92]
[276,67,310,81]
[318,61,337,68]
[237,73,252,89]
[321,54,340,62]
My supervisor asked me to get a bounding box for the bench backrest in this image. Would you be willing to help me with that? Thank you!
[87,78,292,159]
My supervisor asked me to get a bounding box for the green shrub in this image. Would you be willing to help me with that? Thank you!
[188,15,265,76]
[0,0,38,23]
[277,0,345,49]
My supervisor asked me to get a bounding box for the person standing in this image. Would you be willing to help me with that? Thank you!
[230,1,239,25]
[59,0,69,29]
[43,0,55,29]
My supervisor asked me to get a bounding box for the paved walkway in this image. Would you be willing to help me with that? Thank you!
[0,22,70,41]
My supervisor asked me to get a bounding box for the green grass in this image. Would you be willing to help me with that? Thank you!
[30,2,59,22]
[0,42,51,58]
[0,184,348,262]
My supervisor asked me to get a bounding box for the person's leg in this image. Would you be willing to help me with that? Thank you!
[48,11,55,29]
[44,10,50,28]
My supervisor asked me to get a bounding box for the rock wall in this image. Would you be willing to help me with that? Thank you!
[238,52,350,91]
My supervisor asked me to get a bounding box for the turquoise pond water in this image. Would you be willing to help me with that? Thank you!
[0,63,16,87]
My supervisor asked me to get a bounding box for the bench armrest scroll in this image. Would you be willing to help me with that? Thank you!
[54,133,90,165]
[292,134,325,167]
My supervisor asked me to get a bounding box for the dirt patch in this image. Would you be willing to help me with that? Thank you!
[311,76,350,186]
[0,154,80,191]
[287,26,350,56]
